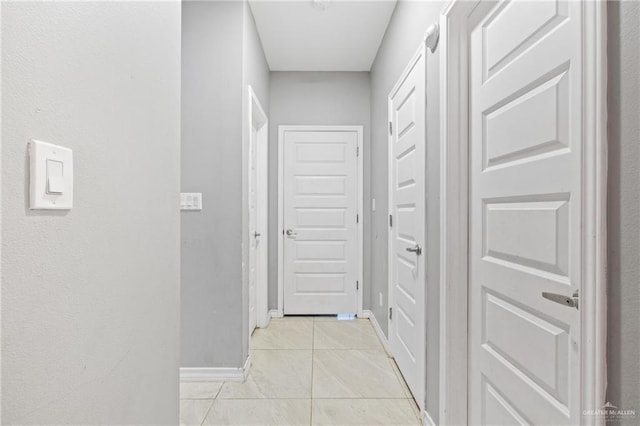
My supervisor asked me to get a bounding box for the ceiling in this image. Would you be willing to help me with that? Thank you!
[248,0,398,72]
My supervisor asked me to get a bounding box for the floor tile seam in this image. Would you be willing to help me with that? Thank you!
[250,348,313,351]
[310,396,414,400]
[180,394,218,401]
[198,398,216,426]
[214,397,314,400]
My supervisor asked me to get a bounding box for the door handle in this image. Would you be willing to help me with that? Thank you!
[254,232,261,238]
[542,290,579,309]
[285,229,297,238]
[406,244,422,256]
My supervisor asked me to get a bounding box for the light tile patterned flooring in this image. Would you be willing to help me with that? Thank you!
[180,316,421,425]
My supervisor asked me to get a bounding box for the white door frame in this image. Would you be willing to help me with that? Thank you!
[247,86,269,330]
[277,125,364,316]
[387,41,428,410]
[438,1,608,424]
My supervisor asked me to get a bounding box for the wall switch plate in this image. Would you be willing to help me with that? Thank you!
[29,140,73,210]
[379,292,383,307]
[180,193,202,211]
[372,198,376,212]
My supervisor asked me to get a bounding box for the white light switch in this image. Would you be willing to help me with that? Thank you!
[29,140,73,209]
[46,159,64,194]
[180,193,202,211]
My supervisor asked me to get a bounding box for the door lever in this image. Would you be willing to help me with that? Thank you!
[542,290,579,309]
[254,232,261,238]
[406,244,422,256]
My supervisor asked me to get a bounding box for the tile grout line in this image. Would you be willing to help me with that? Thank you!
[199,398,216,426]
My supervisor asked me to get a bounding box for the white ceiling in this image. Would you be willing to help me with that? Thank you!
[248,0,397,71]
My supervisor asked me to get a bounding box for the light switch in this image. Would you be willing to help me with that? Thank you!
[46,159,64,194]
[29,140,73,209]
[180,193,202,211]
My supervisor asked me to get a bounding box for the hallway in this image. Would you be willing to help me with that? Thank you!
[180,317,420,425]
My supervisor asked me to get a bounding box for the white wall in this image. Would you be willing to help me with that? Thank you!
[369,0,444,419]
[1,2,181,424]
[606,0,640,416]
[268,71,371,310]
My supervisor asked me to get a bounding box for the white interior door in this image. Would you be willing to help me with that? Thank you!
[468,1,584,423]
[249,126,259,334]
[388,47,426,410]
[283,129,359,315]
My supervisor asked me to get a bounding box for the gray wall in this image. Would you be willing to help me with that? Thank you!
[268,71,371,310]
[181,1,245,368]
[369,0,444,418]
[181,0,269,369]
[607,0,640,418]
[1,2,181,424]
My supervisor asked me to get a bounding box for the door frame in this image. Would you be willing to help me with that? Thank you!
[386,41,428,410]
[438,1,608,424]
[277,125,364,317]
[247,86,269,331]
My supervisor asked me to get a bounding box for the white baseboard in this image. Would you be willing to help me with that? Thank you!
[269,309,283,318]
[360,309,391,355]
[180,356,251,382]
[422,409,436,426]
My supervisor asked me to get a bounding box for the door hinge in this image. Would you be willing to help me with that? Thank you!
[389,121,393,135]
[357,146,360,157]
[389,307,393,320]
[356,213,359,224]
[389,214,393,227]
[356,280,359,291]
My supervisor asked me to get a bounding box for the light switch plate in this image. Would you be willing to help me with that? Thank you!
[29,140,73,210]
[180,193,202,211]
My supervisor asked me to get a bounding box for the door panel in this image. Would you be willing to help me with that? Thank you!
[283,130,358,315]
[468,1,582,424]
[388,48,426,410]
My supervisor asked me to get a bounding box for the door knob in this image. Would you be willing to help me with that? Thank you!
[285,229,297,238]
[254,232,261,238]
[406,244,422,256]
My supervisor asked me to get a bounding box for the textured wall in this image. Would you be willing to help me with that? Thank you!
[268,71,371,310]
[181,1,244,368]
[369,0,443,418]
[1,2,181,424]
[607,0,640,419]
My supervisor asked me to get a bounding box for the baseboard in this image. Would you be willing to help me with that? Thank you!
[360,309,391,355]
[422,409,436,426]
[180,356,251,382]
[357,310,370,318]
[269,309,283,318]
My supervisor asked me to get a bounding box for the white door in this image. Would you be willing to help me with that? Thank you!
[388,47,426,410]
[249,126,258,334]
[469,1,584,423]
[283,129,359,315]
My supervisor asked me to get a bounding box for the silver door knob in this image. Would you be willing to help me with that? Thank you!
[285,229,297,238]
[406,244,422,256]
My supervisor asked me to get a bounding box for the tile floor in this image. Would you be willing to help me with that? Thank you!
[180,316,421,425]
